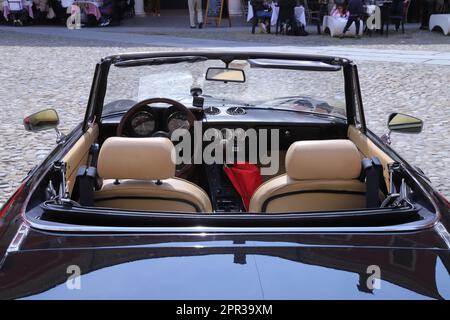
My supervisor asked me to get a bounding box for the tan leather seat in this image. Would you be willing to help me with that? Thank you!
[94,137,212,213]
[249,140,366,213]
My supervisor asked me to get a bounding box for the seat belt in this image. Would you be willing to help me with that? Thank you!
[89,143,100,167]
[72,166,99,206]
[71,143,101,207]
[360,157,385,208]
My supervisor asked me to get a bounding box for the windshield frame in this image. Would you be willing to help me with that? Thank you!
[87,51,360,131]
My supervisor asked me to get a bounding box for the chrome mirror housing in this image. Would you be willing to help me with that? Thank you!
[23,109,65,143]
[382,113,423,145]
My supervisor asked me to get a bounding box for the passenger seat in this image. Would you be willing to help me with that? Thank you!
[249,140,367,213]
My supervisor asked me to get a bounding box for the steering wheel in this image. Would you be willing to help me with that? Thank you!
[116,97,197,178]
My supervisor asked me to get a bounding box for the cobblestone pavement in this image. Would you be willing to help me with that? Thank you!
[0,29,448,207]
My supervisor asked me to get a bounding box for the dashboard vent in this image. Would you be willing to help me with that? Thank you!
[226,107,246,116]
[204,106,221,115]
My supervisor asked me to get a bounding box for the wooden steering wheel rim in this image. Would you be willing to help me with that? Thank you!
[116,97,196,137]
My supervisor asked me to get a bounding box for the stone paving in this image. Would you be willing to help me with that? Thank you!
[0,25,449,207]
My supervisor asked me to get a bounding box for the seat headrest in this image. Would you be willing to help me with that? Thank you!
[97,137,176,180]
[286,140,362,180]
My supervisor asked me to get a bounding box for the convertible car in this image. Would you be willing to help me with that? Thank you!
[0,51,449,299]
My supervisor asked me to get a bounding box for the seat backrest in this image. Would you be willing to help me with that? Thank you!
[249,139,367,213]
[97,136,176,181]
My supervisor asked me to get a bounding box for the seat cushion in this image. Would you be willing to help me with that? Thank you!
[95,178,212,213]
[249,174,366,213]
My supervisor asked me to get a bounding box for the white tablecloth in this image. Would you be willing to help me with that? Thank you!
[366,4,377,15]
[247,1,306,27]
[61,0,102,8]
[271,4,305,26]
[1,0,34,20]
[322,15,363,37]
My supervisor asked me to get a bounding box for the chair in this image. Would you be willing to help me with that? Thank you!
[250,2,271,34]
[385,0,410,35]
[435,0,446,14]
[241,0,249,21]
[6,0,25,25]
[275,4,295,34]
[123,0,135,18]
[302,0,322,34]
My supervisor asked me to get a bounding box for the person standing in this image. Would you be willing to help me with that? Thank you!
[341,0,363,38]
[152,0,160,16]
[188,0,203,28]
[252,0,272,33]
[391,0,408,31]
[420,0,436,29]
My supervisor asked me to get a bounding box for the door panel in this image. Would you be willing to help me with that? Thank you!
[63,125,99,193]
[347,125,393,191]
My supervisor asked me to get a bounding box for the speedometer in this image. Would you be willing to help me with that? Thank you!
[167,111,190,133]
[130,111,155,137]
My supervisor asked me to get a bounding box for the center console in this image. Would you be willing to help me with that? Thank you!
[204,164,245,213]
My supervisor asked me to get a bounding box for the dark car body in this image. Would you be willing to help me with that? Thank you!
[0,51,449,300]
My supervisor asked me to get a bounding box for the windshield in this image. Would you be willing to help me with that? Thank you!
[103,59,347,118]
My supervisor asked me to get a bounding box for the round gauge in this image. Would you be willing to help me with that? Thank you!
[130,111,155,137]
[167,111,190,133]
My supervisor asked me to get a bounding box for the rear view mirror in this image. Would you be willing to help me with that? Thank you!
[24,109,59,132]
[205,67,246,83]
[388,113,423,134]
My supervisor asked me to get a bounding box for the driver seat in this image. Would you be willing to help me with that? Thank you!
[94,137,212,213]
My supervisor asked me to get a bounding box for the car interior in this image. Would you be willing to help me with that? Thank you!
[14,53,433,235]
[60,106,394,215]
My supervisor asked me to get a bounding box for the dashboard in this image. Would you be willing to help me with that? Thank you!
[99,99,348,146]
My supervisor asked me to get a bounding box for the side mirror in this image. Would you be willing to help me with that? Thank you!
[23,109,64,142]
[381,113,423,145]
[387,113,423,134]
[205,67,246,83]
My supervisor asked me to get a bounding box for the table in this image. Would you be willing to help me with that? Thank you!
[246,1,306,27]
[270,4,306,26]
[63,0,102,21]
[429,14,450,35]
[322,15,364,37]
[1,0,33,21]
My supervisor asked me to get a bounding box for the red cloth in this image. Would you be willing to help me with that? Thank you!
[223,163,263,211]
